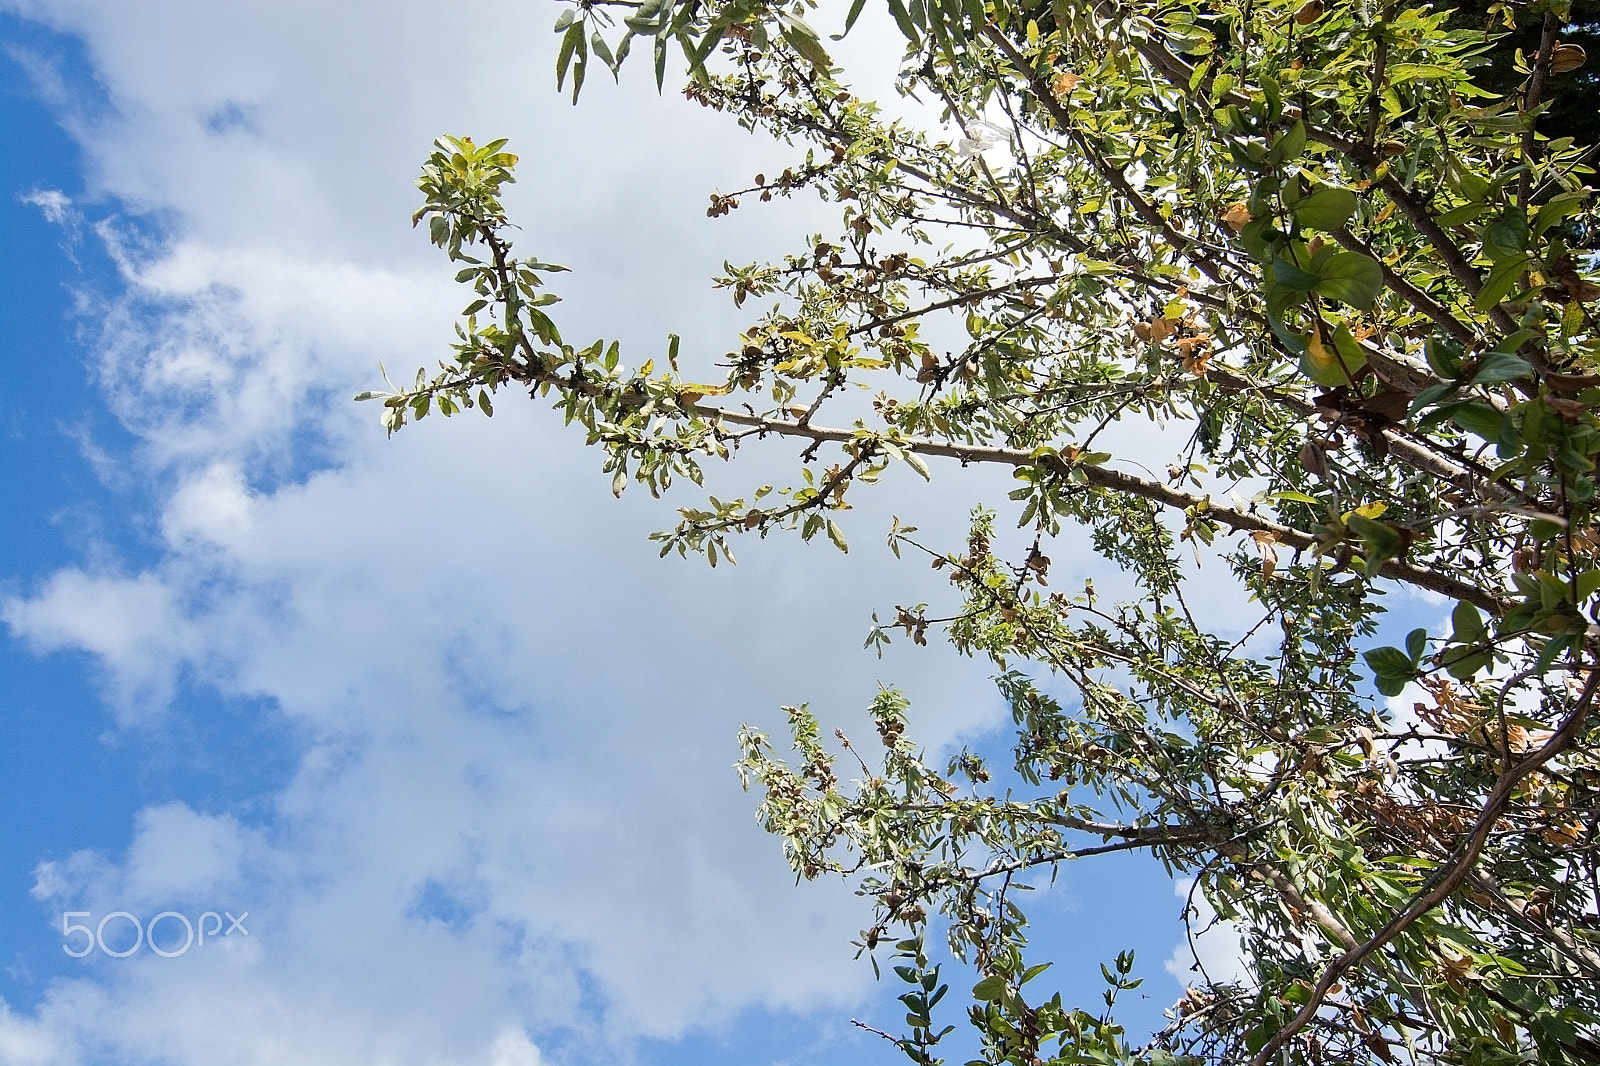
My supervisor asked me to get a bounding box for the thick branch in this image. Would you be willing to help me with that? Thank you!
[1521,12,1563,208]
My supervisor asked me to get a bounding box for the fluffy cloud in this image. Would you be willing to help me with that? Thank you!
[3,568,199,718]
[7,403,1001,1062]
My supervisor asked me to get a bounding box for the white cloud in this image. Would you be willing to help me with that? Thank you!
[8,396,1003,1039]
[163,463,255,546]
[21,187,72,223]
[1164,878,1250,989]
[3,568,199,719]
[490,1028,545,1066]
[0,999,71,1066]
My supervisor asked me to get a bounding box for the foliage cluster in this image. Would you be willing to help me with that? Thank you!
[368,0,1600,1060]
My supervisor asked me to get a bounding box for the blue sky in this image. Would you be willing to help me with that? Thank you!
[0,3,1296,1063]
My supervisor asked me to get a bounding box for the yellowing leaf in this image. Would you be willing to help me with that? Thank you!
[1051,70,1083,99]
[677,381,733,406]
[1300,329,1345,385]
[1299,321,1367,386]
[1251,531,1280,579]
[1221,202,1252,233]
[1544,820,1583,846]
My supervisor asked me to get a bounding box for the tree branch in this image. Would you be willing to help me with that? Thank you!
[1247,667,1600,1066]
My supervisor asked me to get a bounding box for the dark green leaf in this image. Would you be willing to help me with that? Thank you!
[556,22,583,90]
[1269,120,1308,163]
[840,0,870,36]
[1452,600,1487,643]
[1272,255,1320,291]
[1316,252,1383,310]
[1482,206,1529,262]
[1444,401,1506,439]
[1364,646,1416,696]
[1469,351,1533,385]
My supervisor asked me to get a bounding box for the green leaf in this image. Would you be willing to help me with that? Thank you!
[1387,62,1462,80]
[972,976,1007,1001]
[1474,253,1532,312]
[1300,321,1368,387]
[1533,192,1588,236]
[585,30,614,76]
[556,21,583,90]
[1291,186,1358,231]
[1409,382,1458,415]
[1316,252,1384,310]
[1482,206,1529,262]
[1347,513,1405,577]
[1444,401,1506,439]
[1426,335,1465,378]
[1272,255,1321,291]
[1459,169,1492,201]
[1269,120,1308,164]
[1452,600,1488,644]
[1441,644,1493,680]
[781,21,833,69]
[1469,351,1533,385]
[570,40,589,102]
[1434,200,1488,227]
[887,0,921,42]
[840,0,870,35]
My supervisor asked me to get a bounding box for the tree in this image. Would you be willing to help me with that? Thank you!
[366,0,1600,1060]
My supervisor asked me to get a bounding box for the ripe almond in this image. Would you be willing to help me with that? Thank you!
[1551,43,1587,74]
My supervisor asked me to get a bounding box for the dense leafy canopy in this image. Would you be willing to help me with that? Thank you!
[369,0,1600,1061]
